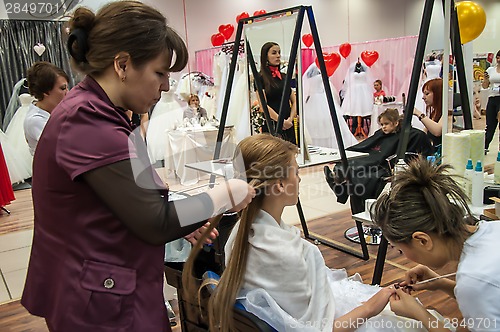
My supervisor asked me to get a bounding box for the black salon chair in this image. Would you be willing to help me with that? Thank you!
[164,262,275,332]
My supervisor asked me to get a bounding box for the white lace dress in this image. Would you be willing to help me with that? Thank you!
[5,93,34,178]
[341,62,374,117]
[146,90,184,163]
[302,63,357,148]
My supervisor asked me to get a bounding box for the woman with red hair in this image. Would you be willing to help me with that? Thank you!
[412,78,443,150]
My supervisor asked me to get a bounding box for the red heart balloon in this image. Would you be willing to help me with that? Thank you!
[339,43,351,59]
[236,12,249,23]
[253,9,267,16]
[361,50,379,67]
[218,24,234,40]
[211,33,225,47]
[301,34,313,48]
[315,52,341,77]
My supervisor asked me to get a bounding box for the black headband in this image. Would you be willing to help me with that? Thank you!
[67,28,89,63]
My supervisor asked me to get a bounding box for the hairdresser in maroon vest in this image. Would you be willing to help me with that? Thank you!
[21,2,254,331]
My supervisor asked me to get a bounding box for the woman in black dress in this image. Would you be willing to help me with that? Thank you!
[257,42,297,143]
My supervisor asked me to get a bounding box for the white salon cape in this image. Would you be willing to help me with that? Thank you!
[225,210,432,332]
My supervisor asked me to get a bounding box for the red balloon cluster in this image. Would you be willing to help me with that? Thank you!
[339,43,351,59]
[210,23,235,47]
[360,50,379,67]
[302,34,313,48]
[236,12,249,23]
[315,52,341,77]
[211,9,267,48]
[219,24,234,40]
[211,33,225,47]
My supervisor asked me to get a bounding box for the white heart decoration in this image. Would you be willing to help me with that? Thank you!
[34,43,46,56]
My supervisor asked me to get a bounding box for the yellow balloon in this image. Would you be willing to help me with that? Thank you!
[456,1,487,44]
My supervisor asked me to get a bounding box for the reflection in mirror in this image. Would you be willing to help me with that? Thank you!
[244,13,308,164]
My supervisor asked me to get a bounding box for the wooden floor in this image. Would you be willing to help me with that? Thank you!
[0,201,462,331]
[0,187,34,235]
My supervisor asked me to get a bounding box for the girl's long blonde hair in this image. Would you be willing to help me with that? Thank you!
[182,134,298,332]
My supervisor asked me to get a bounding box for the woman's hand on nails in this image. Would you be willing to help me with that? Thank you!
[389,288,426,320]
[400,264,439,291]
[363,286,396,317]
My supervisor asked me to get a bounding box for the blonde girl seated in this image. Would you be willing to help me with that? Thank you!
[184,134,432,332]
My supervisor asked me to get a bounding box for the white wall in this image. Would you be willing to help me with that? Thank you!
[0,0,497,63]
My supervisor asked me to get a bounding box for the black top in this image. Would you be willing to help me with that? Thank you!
[258,74,296,143]
[427,131,442,151]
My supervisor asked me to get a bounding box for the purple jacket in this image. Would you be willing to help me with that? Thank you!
[22,76,170,332]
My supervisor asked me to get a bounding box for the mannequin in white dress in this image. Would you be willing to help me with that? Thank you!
[341,60,375,138]
[5,93,35,177]
[146,81,184,163]
[302,63,357,148]
[227,57,251,142]
[341,60,374,118]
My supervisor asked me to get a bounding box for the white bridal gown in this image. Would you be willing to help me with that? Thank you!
[302,63,357,149]
[146,90,184,163]
[5,93,35,178]
[341,61,374,117]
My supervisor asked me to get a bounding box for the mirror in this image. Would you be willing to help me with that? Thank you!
[243,12,308,165]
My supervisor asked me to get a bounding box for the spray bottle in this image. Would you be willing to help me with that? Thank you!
[471,160,484,207]
[464,159,473,201]
[494,152,500,185]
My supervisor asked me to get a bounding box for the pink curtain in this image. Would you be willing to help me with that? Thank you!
[195,35,418,101]
[195,46,222,77]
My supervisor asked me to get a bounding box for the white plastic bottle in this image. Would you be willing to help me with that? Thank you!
[393,159,407,175]
[464,159,474,201]
[471,160,484,207]
[494,152,500,185]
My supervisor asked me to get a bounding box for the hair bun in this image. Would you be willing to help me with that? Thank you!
[68,8,95,64]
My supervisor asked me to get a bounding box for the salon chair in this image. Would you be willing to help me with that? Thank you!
[324,152,423,245]
[164,261,275,332]
[164,213,275,331]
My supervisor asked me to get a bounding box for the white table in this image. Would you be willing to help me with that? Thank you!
[163,126,235,185]
[301,147,367,167]
[185,148,369,178]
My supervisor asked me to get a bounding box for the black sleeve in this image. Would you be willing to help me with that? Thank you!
[82,159,214,245]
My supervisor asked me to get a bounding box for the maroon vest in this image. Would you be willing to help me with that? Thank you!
[22,76,170,332]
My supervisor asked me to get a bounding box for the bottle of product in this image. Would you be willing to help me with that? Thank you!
[464,159,474,201]
[471,160,484,207]
[393,159,407,175]
[494,152,500,185]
